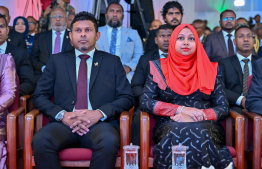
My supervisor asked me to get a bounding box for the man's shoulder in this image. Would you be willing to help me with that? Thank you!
[254,57,262,67]
[96,50,120,60]
[139,50,159,62]
[218,55,236,65]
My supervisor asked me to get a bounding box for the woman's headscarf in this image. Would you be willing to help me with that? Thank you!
[13,16,29,37]
[160,23,218,95]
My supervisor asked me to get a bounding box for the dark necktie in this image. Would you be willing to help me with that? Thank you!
[109,28,118,55]
[53,31,61,54]
[75,55,90,109]
[227,34,234,56]
[242,59,250,96]
[162,53,168,58]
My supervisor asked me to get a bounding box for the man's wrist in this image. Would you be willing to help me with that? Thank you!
[55,110,67,121]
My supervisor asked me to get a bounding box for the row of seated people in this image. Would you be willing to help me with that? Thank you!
[1,2,262,169]
[2,11,262,169]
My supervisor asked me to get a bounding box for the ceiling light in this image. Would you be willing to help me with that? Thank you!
[234,0,245,6]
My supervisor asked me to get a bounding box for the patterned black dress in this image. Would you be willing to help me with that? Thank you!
[140,60,233,169]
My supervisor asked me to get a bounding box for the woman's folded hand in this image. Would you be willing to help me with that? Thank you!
[170,113,195,122]
[180,107,207,121]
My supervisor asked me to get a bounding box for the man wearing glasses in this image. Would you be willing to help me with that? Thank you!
[204,9,237,62]
[30,7,74,83]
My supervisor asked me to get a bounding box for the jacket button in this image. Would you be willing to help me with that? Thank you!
[72,101,75,104]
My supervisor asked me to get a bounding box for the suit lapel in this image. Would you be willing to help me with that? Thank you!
[61,30,70,52]
[231,55,243,87]
[65,51,77,95]
[45,30,53,55]
[89,50,102,91]
[5,43,12,54]
[153,50,160,60]
[120,27,128,57]
[101,26,110,52]
[217,31,228,57]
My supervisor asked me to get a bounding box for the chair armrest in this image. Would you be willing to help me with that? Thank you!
[7,107,25,169]
[229,109,245,169]
[140,112,150,169]
[120,111,130,169]
[242,109,262,167]
[24,109,40,169]
[19,95,32,113]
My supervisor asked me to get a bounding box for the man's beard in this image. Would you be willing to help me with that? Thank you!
[51,23,67,32]
[106,17,123,28]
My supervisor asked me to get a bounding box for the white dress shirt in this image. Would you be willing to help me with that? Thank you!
[199,34,204,43]
[0,41,7,54]
[222,30,236,54]
[52,30,65,54]
[106,25,121,57]
[159,50,168,59]
[235,52,252,106]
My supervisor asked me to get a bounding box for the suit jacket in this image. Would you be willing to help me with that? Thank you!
[5,43,35,96]
[7,29,27,49]
[96,26,144,73]
[131,49,160,101]
[145,29,158,53]
[32,50,135,123]
[246,58,262,115]
[30,30,74,76]
[218,54,259,106]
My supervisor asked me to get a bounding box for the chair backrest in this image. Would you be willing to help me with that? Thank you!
[8,75,19,112]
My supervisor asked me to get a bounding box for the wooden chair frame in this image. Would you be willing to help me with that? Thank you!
[140,110,245,169]
[24,109,130,169]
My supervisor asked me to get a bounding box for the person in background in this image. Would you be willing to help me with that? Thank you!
[145,1,184,52]
[236,17,248,29]
[0,6,27,49]
[213,26,222,33]
[149,20,162,30]
[67,12,75,31]
[39,0,75,32]
[192,19,206,44]
[27,16,38,35]
[13,16,35,55]
[204,26,211,36]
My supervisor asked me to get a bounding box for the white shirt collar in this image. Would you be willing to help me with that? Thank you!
[52,29,66,35]
[159,49,168,58]
[0,41,7,54]
[236,52,252,63]
[75,48,95,58]
[222,30,235,38]
[199,34,204,42]
[29,32,35,36]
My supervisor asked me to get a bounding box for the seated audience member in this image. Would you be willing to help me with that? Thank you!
[0,14,35,96]
[236,17,248,29]
[0,53,17,168]
[27,16,38,54]
[149,20,162,30]
[204,26,211,36]
[219,26,259,113]
[13,16,34,55]
[31,11,134,169]
[67,12,75,31]
[30,7,74,83]
[145,1,183,52]
[204,9,237,62]
[255,23,262,56]
[192,19,206,44]
[0,6,27,49]
[96,3,143,82]
[246,58,262,114]
[213,26,222,33]
[39,0,75,32]
[131,24,173,146]
[254,14,261,25]
[140,24,233,168]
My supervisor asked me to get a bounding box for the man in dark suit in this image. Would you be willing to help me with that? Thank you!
[131,24,173,146]
[192,19,206,45]
[0,14,35,96]
[219,26,259,113]
[31,12,135,169]
[0,6,27,49]
[204,9,237,62]
[145,1,183,52]
[30,7,74,82]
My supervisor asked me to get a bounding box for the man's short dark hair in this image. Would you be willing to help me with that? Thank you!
[106,2,124,13]
[220,9,236,21]
[235,25,252,36]
[156,24,174,36]
[0,14,8,27]
[237,17,248,23]
[70,11,98,32]
[192,19,205,25]
[0,6,9,16]
[162,1,184,20]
